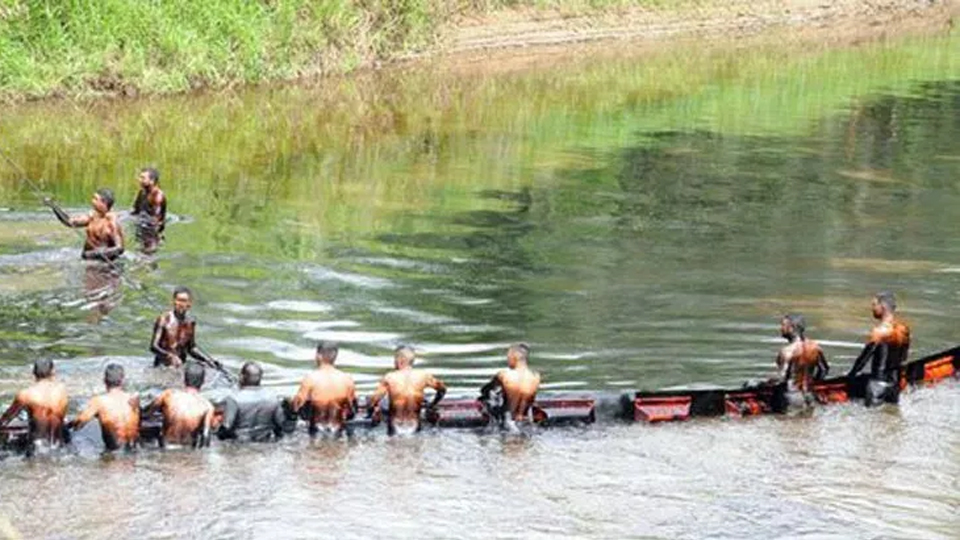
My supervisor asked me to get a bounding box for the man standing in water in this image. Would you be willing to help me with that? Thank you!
[289,343,357,436]
[150,286,222,370]
[217,362,286,442]
[130,167,166,254]
[479,343,541,429]
[44,188,124,261]
[775,315,829,409]
[848,291,911,406]
[0,359,69,448]
[68,364,140,451]
[368,345,447,435]
[144,363,213,448]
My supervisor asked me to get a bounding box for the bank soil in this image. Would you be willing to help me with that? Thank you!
[426,0,957,73]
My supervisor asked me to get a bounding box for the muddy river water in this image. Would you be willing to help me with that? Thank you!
[0,29,959,539]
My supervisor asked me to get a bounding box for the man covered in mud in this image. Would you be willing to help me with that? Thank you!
[479,343,541,429]
[68,364,140,451]
[217,362,286,442]
[775,314,829,409]
[144,362,213,448]
[44,188,124,261]
[368,345,446,435]
[150,286,222,370]
[130,167,166,254]
[289,342,357,436]
[0,359,69,448]
[847,291,911,406]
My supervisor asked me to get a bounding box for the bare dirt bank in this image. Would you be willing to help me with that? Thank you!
[421,0,957,73]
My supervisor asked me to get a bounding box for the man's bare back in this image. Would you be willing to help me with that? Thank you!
[72,389,140,450]
[369,346,446,435]
[292,366,356,433]
[0,360,69,448]
[146,363,212,447]
[480,344,540,426]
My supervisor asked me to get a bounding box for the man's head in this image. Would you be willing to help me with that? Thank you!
[507,343,530,369]
[316,342,338,366]
[172,286,193,317]
[239,362,262,388]
[104,363,124,389]
[872,291,897,319]
[781,314,805,340]
[92,188,115,214]
[139,167,160,189]
[184,362,205,390]
[394,345,416,369]
[33,358,54,380]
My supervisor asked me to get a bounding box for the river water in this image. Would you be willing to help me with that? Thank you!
[1,29,960,539]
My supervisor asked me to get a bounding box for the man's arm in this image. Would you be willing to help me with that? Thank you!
[847,343,877,377]
[344,381,357,421]
[289,377,312,413]
[186,328,220,368]
[68,397,101,431]
[0,392,25,427]
[425,375,447,409]
[814,350,830,380]
[479,372,502,401]
[131,190,145,215]
[143,390,169,417]
[367,379,390,417]
[44,198,89,228]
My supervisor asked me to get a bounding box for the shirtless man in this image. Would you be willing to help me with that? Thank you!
[45,188,124,261]
[775,315,829,409]
[479,343,541,428]
[218,362,285,442]
[68,364,140,451]
[0,359,69,448]
[130,167,166,253]
[289,343,357,436]
[368,345,446,435]
[144,362,213,448]
[848,291,911,407]
[150,286,221,370]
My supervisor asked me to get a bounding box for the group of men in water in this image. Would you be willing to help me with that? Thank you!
[0,168,913,452]
[0,287,542,450]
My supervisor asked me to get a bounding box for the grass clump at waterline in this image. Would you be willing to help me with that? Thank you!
[0,0,687,101]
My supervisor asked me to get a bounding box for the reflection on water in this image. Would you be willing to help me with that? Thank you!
[0,30,959,539]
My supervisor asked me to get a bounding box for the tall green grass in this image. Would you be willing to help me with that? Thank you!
[0,0,693,100]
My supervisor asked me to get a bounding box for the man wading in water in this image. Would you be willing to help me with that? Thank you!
[150,286,222,370]
[479,343,541,430]
[368,345,446,435]
[45,188,124,261]
[289,342,357,436]
[0,359,69,450]
[130,167,166,254]
[68,364,140,451]
[775,314,829,409]
[217,362,286,442]
[848,291,911,406]
[145,363,213,448]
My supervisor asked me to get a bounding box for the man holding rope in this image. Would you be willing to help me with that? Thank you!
[44,188,124,261]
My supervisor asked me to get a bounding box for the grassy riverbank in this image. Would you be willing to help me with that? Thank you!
[0,0,696,101]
